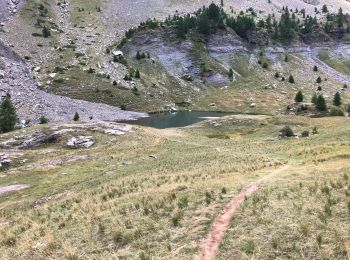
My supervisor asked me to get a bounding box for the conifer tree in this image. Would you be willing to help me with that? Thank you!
[295,90,303,102]
[338,8,344,28]
[316,94,327,111]
[0,94,18,133]
[73,112,80,121]
[197,13,210,35]
[333,92,342,106]
[322,4,328,13]
[42,26,51,38]
[228,68,234,79]
[288,75,295,83]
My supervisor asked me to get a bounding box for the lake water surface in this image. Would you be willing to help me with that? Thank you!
[123,111,234,129]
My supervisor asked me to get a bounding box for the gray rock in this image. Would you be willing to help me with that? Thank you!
[67,136,94,148]
[0,154,11,168]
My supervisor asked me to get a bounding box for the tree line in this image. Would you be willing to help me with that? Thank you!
[116,3,350,48]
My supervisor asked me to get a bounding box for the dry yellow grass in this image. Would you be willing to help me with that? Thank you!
[0,115,349,259]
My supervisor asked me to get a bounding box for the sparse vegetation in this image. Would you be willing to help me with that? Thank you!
[330,106,344,116]
[280,125,294,137]
[39,115,48,124]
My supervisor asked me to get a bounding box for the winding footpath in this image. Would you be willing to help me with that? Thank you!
[196,181,262,260]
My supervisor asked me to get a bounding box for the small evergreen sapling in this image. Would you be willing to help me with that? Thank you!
[73,112,80,121]
[288,75,295,83]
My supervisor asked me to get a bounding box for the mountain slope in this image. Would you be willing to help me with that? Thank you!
[1,0,350,117]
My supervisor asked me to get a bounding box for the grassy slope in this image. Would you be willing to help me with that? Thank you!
[218,117,350,259]
[318,50,350,77]
[0,115,349,259]
[195,51,349,113]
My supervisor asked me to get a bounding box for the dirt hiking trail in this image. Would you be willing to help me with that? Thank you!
[196,165,289,260]
[195,181,261,260]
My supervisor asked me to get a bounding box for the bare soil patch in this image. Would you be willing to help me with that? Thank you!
[0,184,30,196]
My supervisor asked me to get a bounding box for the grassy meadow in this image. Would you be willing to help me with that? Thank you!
[0,115,349,259]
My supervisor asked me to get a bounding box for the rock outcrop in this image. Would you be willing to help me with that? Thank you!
[67,136,94,148]
[0,153,11,168]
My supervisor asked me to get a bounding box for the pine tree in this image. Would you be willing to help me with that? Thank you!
[73,112,80,121]
[135,69,141,78]
[333,92,342,106]
[176,18,188,38]
[0,94,18,133]
[228,68,234,79]
[39,115,48,124]
[136,51,142,60]
[337,8,344,28]
[288,75,295,83]
[42,26,51,38]
[316,94,327,111]
[316,76,322,83]
[313,65,318,72]
[295,90,303,102]
[322,4,328,13]
[198,13,210,35]
[311,93,318,104]
[278,8,297,41]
